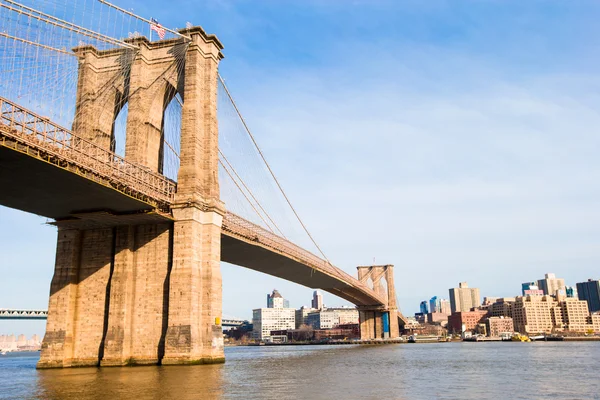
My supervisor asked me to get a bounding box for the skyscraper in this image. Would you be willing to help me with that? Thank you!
[420,301,429,314]
[576,279,600,313]
[440,299,451,315]
[429,296,441,313]
[449,282,481,313]
[537,273,565,296]
[311,290,323,310]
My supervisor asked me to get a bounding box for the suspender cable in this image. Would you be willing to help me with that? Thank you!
[218,73,332,265]
[0,1,138,49]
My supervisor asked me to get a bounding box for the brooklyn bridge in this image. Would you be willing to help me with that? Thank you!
[0,0,405,368]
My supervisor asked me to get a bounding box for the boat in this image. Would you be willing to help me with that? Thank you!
[408,335,440,343]
[511,334,531,342]
[529,335,545,341]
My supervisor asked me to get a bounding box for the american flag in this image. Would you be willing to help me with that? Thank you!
[150,18,166,39]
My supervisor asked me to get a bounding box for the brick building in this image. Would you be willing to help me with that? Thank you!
[447,310,488,333]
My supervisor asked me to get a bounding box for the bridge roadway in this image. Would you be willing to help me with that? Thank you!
[0,96,387,309]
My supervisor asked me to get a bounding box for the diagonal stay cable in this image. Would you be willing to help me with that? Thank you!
[218,73,333,266]
[219,149,288,239]
[218,158,276,234]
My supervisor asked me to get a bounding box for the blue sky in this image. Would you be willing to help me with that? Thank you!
[2,0,600,336]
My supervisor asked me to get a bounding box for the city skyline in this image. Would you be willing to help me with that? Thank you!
[3,0,600,337]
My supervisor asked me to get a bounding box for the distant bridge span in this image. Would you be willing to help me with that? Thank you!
[0,309,48,320]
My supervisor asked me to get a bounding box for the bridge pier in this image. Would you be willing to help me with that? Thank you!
[356,265,401,340]
[38,26,226,369]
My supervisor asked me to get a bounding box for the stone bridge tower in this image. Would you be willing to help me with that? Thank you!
[38,27,225,368]
[356,264,401,339]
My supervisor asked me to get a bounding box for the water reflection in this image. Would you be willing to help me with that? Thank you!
[4,343,600,400]
[36,363,224,400]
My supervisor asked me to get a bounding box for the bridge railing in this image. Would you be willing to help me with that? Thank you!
[0,97,176,208]
[222,212,385,304]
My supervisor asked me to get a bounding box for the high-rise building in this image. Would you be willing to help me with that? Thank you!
[295,306,317,328]
[565,286,578,298]
[420,301,429,315]
[488,298,515,318]
[512,295,557,334]
[439,299,451,315]
[559,298,592,332]
[576,279,600,313]
[267,289,289,308]
[521,282,543,296]
[449,282,481,313]
[311,290,323,310]
[537,273,565,296]
[429,296,441,313]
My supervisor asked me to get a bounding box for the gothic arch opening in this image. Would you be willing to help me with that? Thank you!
[366,276,374,290]
[160,86,182,181]
[111,94,128,158]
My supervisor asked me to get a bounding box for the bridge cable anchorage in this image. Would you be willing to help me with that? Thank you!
[218,158,277,235]
[0,1,138,49]
[96,0,192,41]
[0,32,73,56]
[219,149,288,239]
[218,73,333,266]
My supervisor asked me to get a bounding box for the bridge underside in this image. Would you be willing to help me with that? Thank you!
[221,234,382,307]
[0,141,383,308]
[0,144,168,226]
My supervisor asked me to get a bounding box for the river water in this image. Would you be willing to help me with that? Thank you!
[1,342,599,399]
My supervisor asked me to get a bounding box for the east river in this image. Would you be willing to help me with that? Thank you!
[1,342,599,399]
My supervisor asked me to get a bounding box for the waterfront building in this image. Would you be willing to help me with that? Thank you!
[420,301,429,315]
[306,307,359,329]
[487,316,514,337]
[449,282,481,313]
[295,306,317,328]
[537,273,565,296]
[447,310,488,333]
[590,313,600,331]
[252,307,295,341]
[267,289,289,308]
[311,291,324,310]
[512,295,557,334]
[576,279,600,313]
[559,298,592,332]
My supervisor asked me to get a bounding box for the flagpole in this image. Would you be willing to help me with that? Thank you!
[149,17,152,41]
